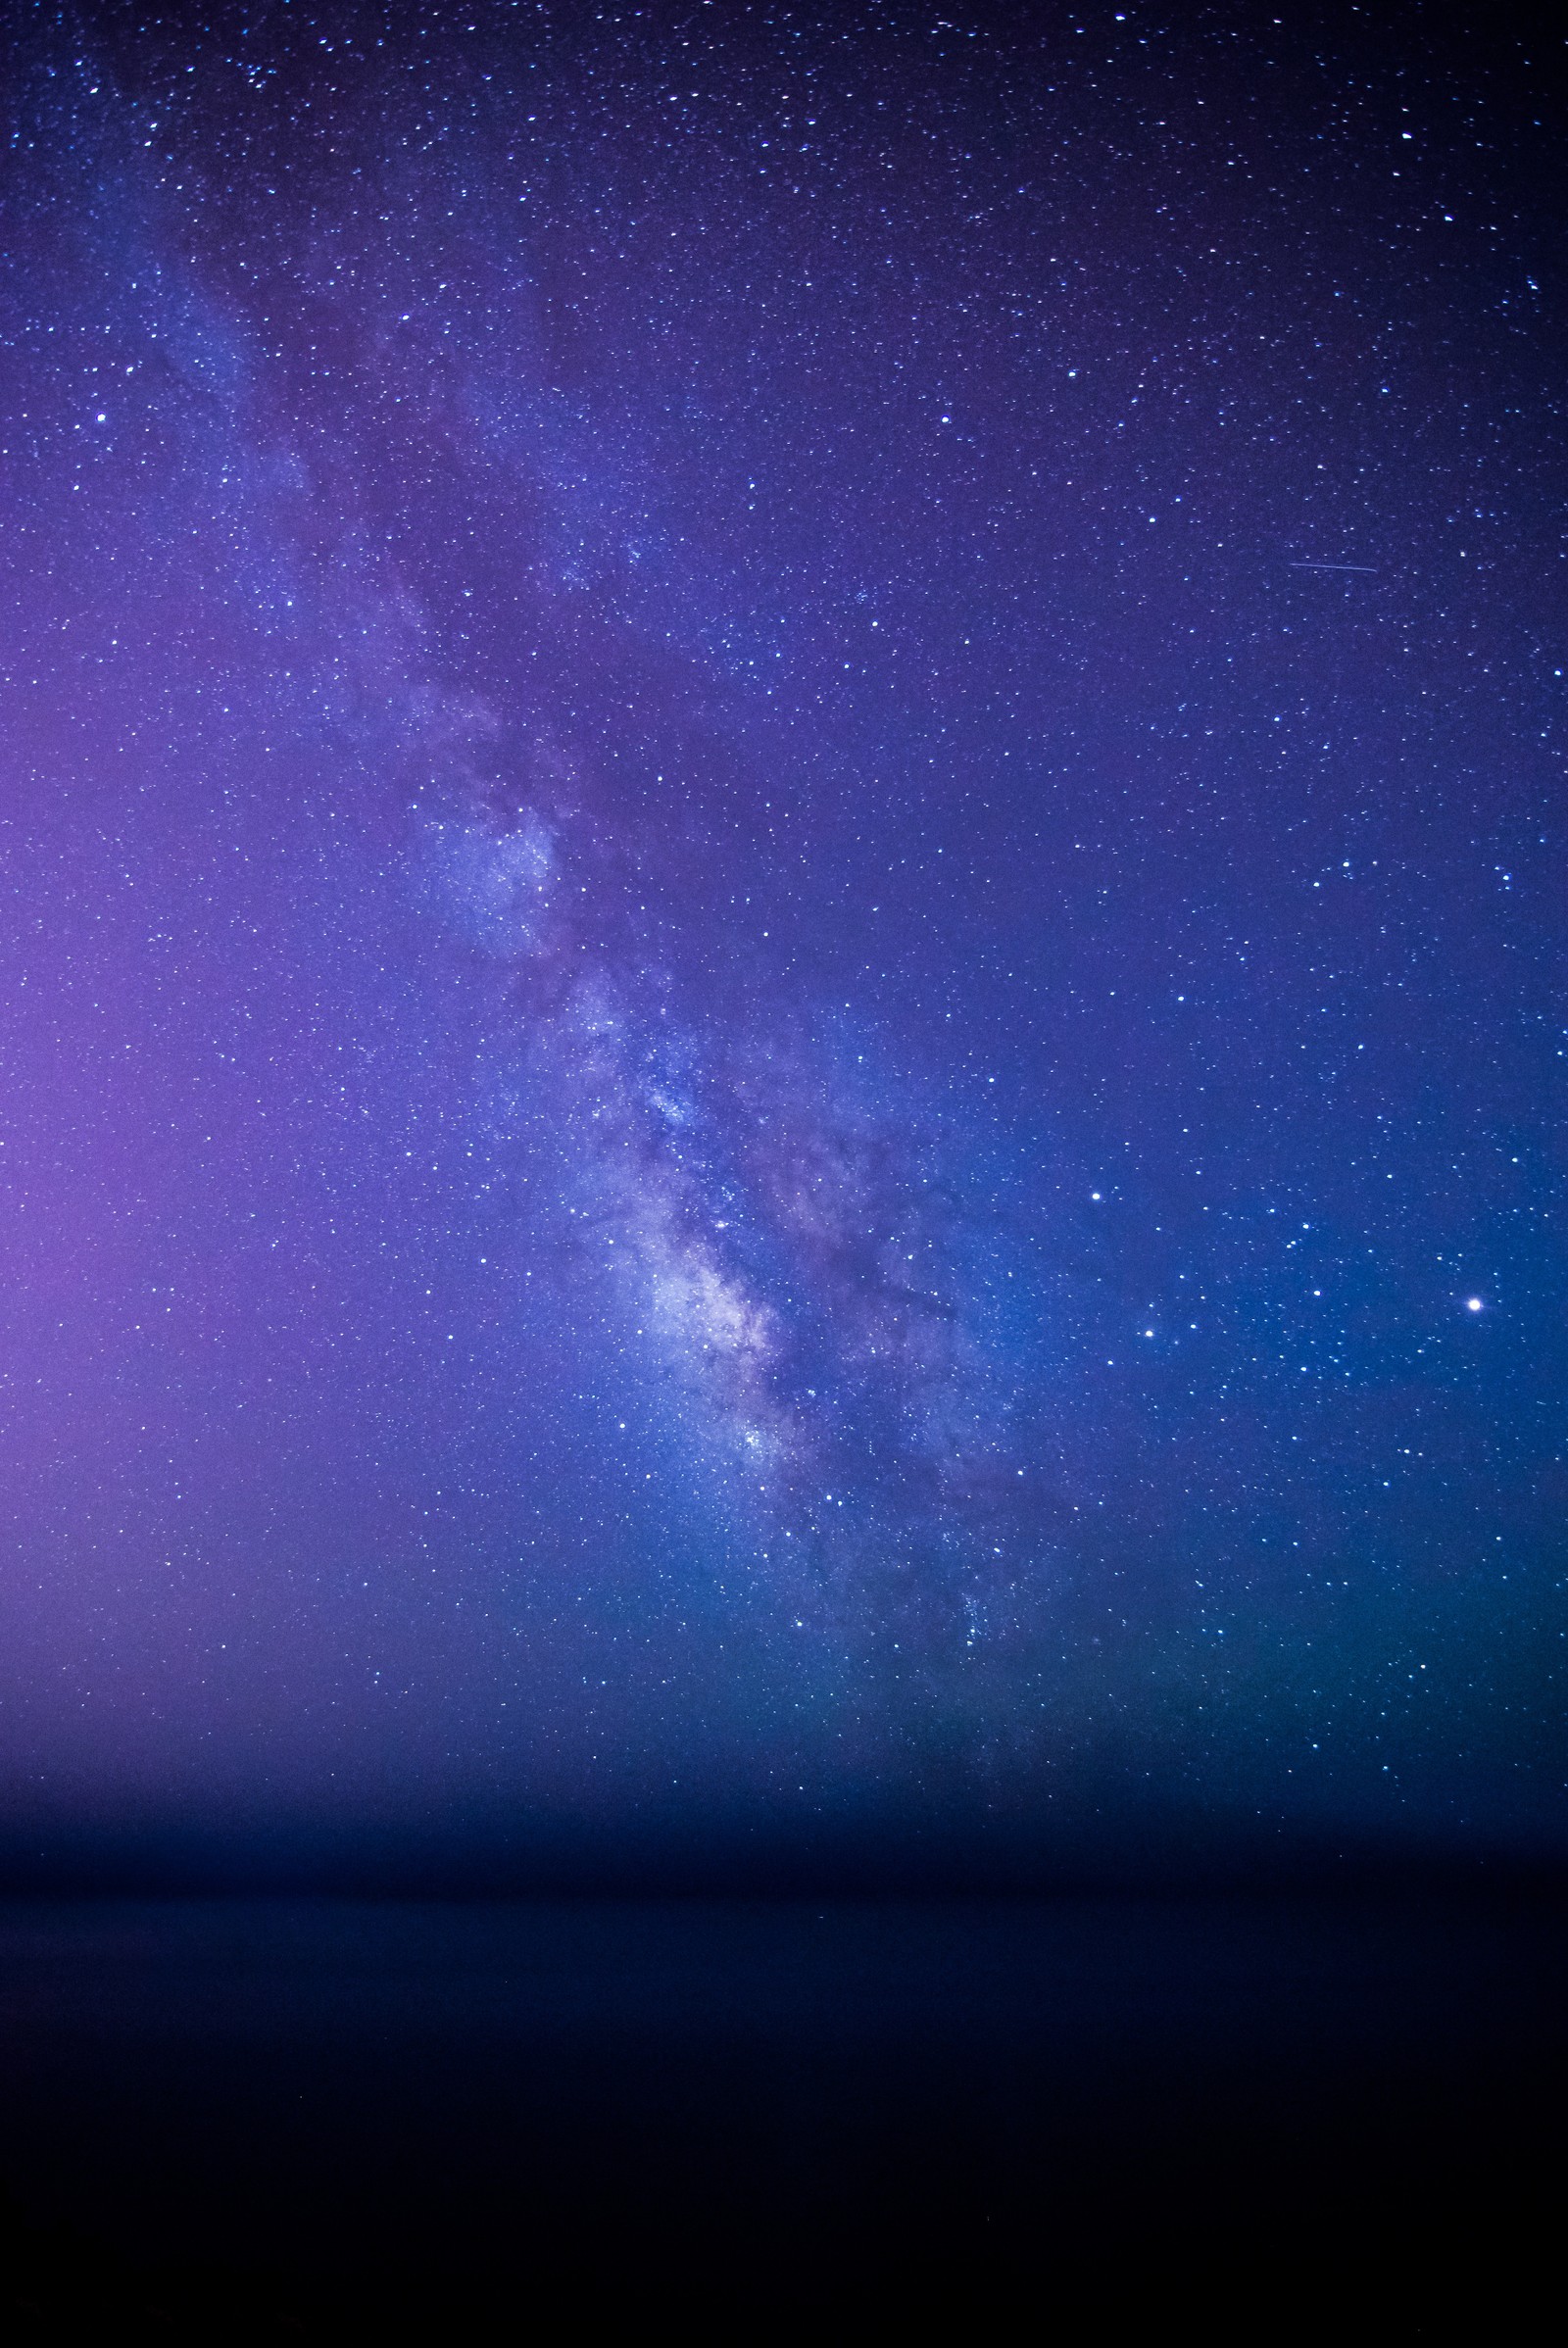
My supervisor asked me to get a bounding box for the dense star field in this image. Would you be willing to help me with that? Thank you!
[0,1,1562,1878]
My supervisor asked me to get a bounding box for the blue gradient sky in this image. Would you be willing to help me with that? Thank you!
[0,1,1562,1869]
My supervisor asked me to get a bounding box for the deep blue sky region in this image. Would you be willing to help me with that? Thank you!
[1,1,1563,1873]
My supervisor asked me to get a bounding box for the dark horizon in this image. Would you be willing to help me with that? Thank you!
[1,1796,1564,1901]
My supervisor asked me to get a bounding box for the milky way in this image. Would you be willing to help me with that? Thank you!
[0,3,1562,1864]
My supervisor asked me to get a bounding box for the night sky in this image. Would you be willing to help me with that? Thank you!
[1,0,1563,1877]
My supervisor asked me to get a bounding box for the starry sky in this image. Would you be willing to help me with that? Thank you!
[0,0,1562,1874]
